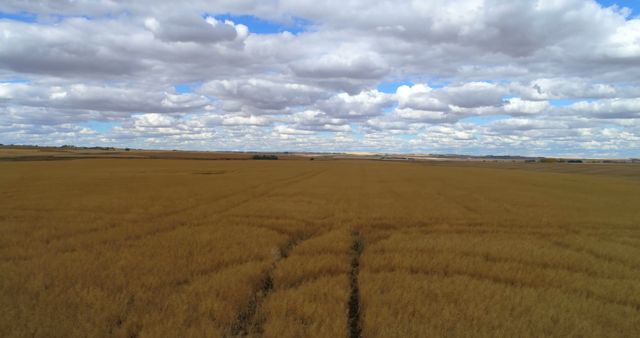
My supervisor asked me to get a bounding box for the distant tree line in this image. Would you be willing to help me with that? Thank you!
[540,158,583,163]
[252,154,278,160]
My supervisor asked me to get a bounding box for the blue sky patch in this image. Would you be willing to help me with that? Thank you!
[0,11,96,24]
[398,134,415,141]
[82,121,117,133]
[427,80,451,89]
[549,99,581,107]
[377,80,414,94]
[549,99,598,107]
[597,0,640,16]
[174,83,201,94]
[377,78,452,93]
[0,11,37,23]
[212,14,311,34]
[461,115,511,125]
[0,78,30,84]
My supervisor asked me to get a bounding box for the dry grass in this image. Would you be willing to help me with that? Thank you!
[1,157,639,337]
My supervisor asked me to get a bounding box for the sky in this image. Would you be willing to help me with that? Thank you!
[1,1,639,157]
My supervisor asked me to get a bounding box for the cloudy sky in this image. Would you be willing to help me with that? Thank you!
[1,0,639,157]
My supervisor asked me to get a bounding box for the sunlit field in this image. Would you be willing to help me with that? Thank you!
[1,157,639,337]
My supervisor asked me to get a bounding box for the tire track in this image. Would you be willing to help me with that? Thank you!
[227,232,321,337]
[348,231,363,338]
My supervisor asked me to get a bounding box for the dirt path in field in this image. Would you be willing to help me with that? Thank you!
[348,231,363,338]
[228,232,318,337]
[227,229,364,337]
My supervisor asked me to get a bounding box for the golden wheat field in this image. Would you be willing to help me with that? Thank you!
[1,157,640,337]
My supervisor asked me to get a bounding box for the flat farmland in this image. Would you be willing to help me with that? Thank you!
[1,158,639,337]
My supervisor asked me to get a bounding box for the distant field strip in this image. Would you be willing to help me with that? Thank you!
[1,159,639,337]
